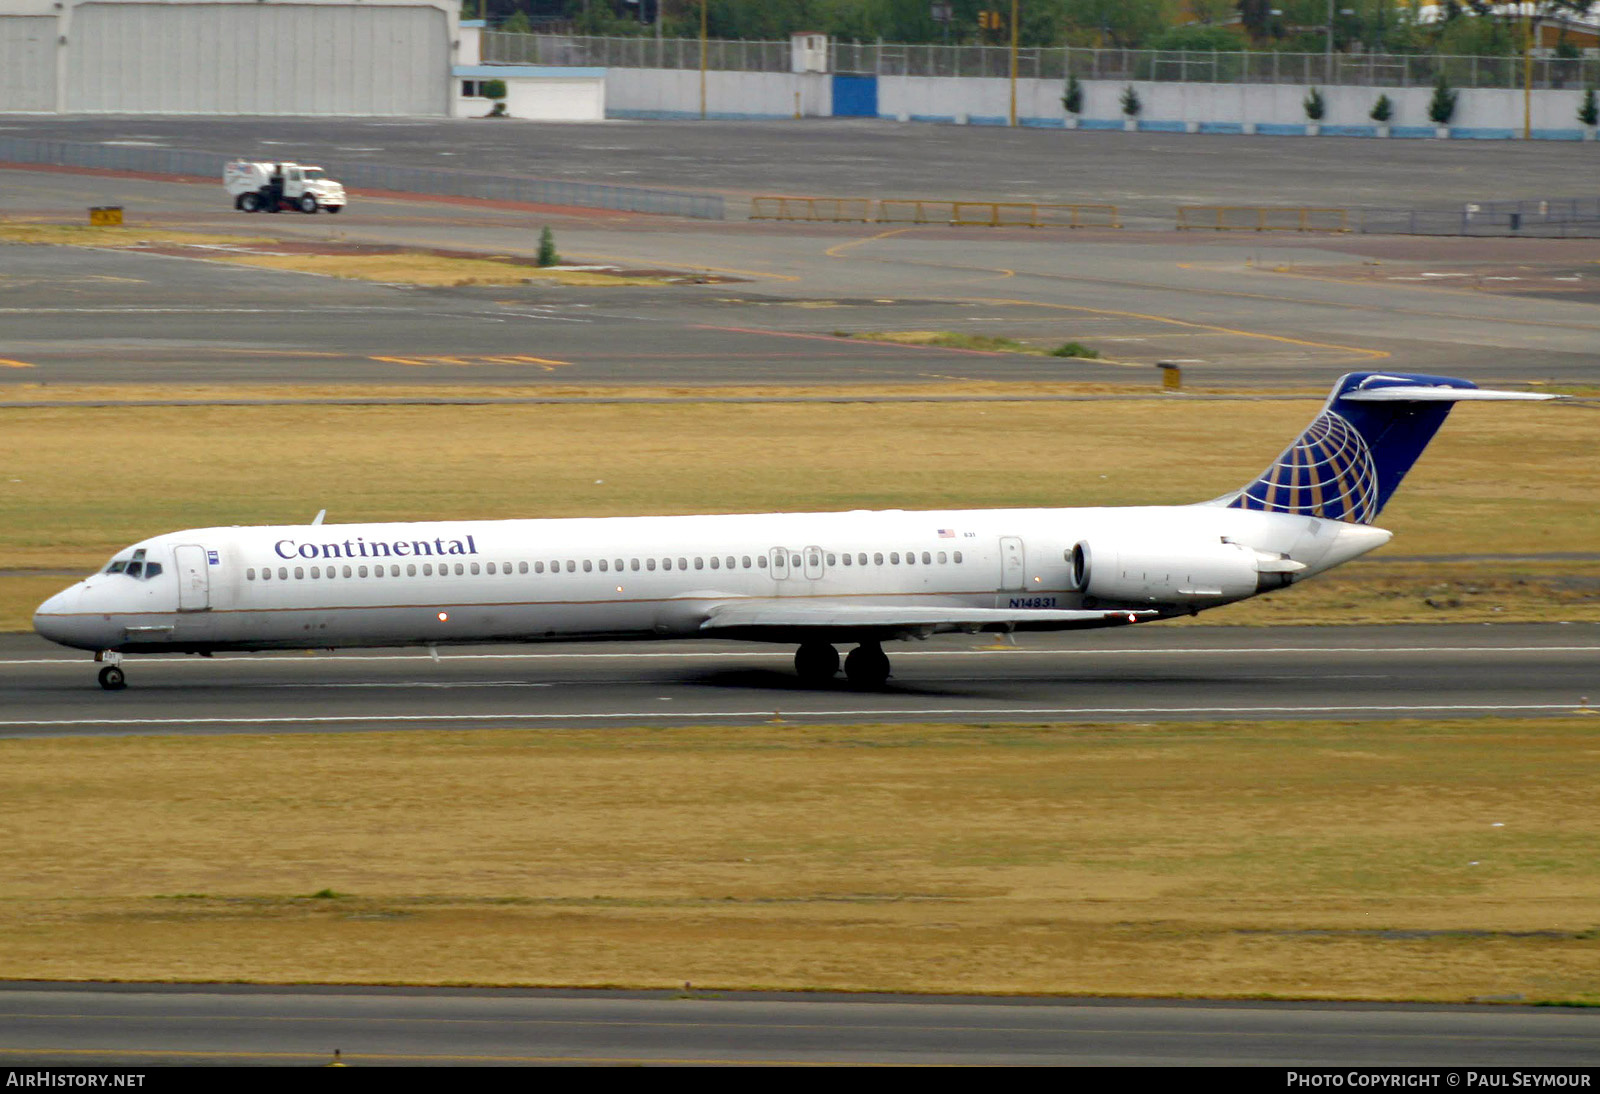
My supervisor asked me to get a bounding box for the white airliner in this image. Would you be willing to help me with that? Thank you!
[35,372,1556,690]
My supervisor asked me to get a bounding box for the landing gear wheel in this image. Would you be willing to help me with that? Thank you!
[298,194,319,214]
[844,643,891,688]
[325,205,342,214]
[794,642,840,684]
[239,193,261,213]
[97,666,126,691]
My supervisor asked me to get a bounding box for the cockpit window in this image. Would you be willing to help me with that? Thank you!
[144,562,163,579]
[104,560,128,574]
[125,561,143,578]
[103,549,162,579]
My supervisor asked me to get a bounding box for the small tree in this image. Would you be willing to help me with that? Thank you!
[1120,85,1142,118]
[502,10,531,34]
[537,226,559,268]
[480,78,508,117]
[1370,94,1394,123]
[1303,87,1325,122]
[1427,74,1458,126]
[1062,73,1083,116]
[1580,86,1599,127]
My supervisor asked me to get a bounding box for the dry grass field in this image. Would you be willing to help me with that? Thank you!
[3,394,1595,629]
[0,718,1595,1000]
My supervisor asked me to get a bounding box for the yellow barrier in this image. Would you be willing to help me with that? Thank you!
[88,206,123,226]
[1177,206,1349,232]
[749,196,872,223]
[753,196,1121,228]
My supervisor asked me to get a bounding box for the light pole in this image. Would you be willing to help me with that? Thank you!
[1009,0,1020,126]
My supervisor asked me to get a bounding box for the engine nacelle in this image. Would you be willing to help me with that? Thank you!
[1072,539,1292,605]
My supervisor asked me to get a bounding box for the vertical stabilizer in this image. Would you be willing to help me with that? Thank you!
[1219,372,1555,524]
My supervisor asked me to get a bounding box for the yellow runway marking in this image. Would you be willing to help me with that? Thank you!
[824,227,914,258]
[0,357,35,369]
[970,297,1390,362]
[370,354,569,370]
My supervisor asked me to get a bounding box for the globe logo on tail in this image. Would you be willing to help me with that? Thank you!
[1229,411,1380,524]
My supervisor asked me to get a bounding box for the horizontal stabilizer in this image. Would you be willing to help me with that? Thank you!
[1340,386,1560,403]
[700,600,1155,635]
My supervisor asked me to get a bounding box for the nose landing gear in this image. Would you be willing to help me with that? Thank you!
[95,652,127,691]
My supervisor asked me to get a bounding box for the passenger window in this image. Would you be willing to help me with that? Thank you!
[631,559,640,571]
[469,563,479,575]
[599,559,608,572]
[647,559,656,571]
[938,551,947,564]
[874,553,884,565]
[954,551,963,563]
[808,552,820,567]
[726,556,736,569]
[487,562,497,575]
[695,557,704,570]
[710,557,720,569]
[858,553,867,565]
[614,559,624,572]
[261,568,271,581]
[407,564,417,576]
[358,566,368,578]
[826,553,835,566]
[583,560,593,572]
[922,552,931,565]
[342,565,352,577]
[790,554,800,568]
[457,563,467,575]
[280,567,289,580]
[841,554,851,567]
[310,566,321,579]
[890,553,900,564]
[373,567,383,579]
[294,566,304,579]
[247,568,256,580]
[755,556,765,568]
[519,561,528,574]
[679,557,688,570]
[144,563,162,579]
[905,552,915,566]
[535,562,544,573]
[663,558,673,571]
[326,568,335,579]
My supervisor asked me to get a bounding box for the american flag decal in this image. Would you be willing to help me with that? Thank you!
[936,528,955,538]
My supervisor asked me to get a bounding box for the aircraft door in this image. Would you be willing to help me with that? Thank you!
[998,536,1025,591]
[769,547,789,580]
[173,544,211,611]
[803,546,824,581]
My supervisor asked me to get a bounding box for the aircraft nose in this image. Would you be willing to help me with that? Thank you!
[33,584,98,650]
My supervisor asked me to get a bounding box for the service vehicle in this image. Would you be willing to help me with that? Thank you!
[224,160,346,214]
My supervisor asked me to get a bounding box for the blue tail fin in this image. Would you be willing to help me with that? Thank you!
[1224,372,1479,524]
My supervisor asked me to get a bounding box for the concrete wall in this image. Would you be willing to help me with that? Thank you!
[600,65,1597,137]
[452,65,606,121]
[606,69,830,120]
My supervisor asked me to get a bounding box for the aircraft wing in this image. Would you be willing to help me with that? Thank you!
[698,599,1153,639]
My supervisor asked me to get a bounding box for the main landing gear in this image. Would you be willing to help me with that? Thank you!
[96,652,126,690]
[793,641,891,688]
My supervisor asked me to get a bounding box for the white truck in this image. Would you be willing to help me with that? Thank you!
[224,161,346,214]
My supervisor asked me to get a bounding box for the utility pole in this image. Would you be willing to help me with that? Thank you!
[700,0,708,121]
[1524,2,1535,140]
[1009,0,1019,126]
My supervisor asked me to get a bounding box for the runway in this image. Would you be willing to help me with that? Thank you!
[4,983,1599,1066]
[3,624,1594,737]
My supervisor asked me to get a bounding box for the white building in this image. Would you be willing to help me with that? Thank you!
[0,0,461,114]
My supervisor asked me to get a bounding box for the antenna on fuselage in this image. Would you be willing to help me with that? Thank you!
[311,509,326,526]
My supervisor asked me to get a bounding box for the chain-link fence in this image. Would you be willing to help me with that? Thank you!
[1359,197,1600,236]
[0,137,725,220]
[486,32,1600,91]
